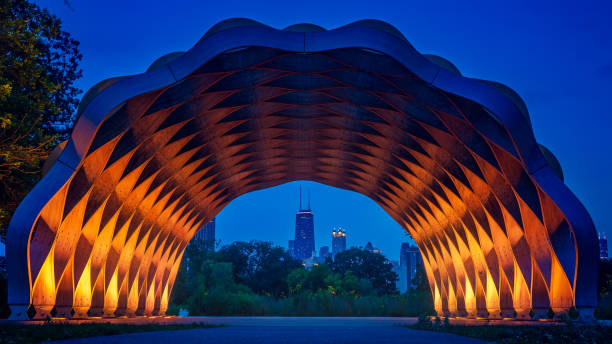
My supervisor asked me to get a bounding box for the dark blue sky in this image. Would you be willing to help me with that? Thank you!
[36,0,612,260]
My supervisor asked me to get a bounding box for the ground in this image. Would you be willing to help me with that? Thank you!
[45,317,487,344]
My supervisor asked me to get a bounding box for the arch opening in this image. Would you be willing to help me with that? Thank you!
[7,21,598,320]
[215,180,410,251]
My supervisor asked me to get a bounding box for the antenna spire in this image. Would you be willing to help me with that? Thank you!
[299,185,302,210]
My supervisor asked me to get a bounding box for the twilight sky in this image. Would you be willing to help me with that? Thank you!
[36,0,612,260]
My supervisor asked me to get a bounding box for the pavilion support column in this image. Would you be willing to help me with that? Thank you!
[455,295,468,317]
[54,262,74,318]
[114,278,129,317]
[135,286,148,316]
[452,278,467,317]
[440,289,450,318]
[152,292,162,316]
[499,275,515,318]
[475,280,488,318]
[87,276,105,317]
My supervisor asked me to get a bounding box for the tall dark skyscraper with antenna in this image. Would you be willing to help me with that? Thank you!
[293,186,315,260]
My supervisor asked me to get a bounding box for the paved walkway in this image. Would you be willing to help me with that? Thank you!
[49,317,488,344]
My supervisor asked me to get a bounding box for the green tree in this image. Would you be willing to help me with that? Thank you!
[339,271,375,296]
[287,268,308,295]
[303,264,332,292]
[287,265,374,297]
[215,241,302,297]
[170,239,217,306]
[330,248,398,295]
[0,0,82,237]
[184,260,255,315]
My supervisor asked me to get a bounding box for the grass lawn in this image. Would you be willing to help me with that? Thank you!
[0,322,222,344]
[408,316,612,344]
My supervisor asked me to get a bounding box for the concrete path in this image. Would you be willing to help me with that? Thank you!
[49,317,489,344]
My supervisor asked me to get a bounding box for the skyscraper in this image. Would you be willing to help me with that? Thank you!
[332,227,346,256]
[293,187,315,260]
[600,232,608,260]
[390,261,401,291]
[319,246,330,258]
[192,218,216,251]
[400,243,422,292]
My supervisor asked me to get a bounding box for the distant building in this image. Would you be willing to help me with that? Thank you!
[391,260,401,291]
[319,246,330,258]
[398,244,409,293]
[294,187,315,260]
[600,232,608,260]
[288,240,295,256]
[364,241,382,254]
[332,227,346,256]
[302,255,326,269]
[191,218,216,251]
[400,243,422,292]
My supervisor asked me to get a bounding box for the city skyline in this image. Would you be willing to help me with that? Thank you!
[216,181,414,261]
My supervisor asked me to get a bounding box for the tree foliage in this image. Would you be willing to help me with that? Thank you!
[329,248,398,295]
[0,0,82,235]
[169,242,418,316]
[215,241,303,297]
[287,265,375,297]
